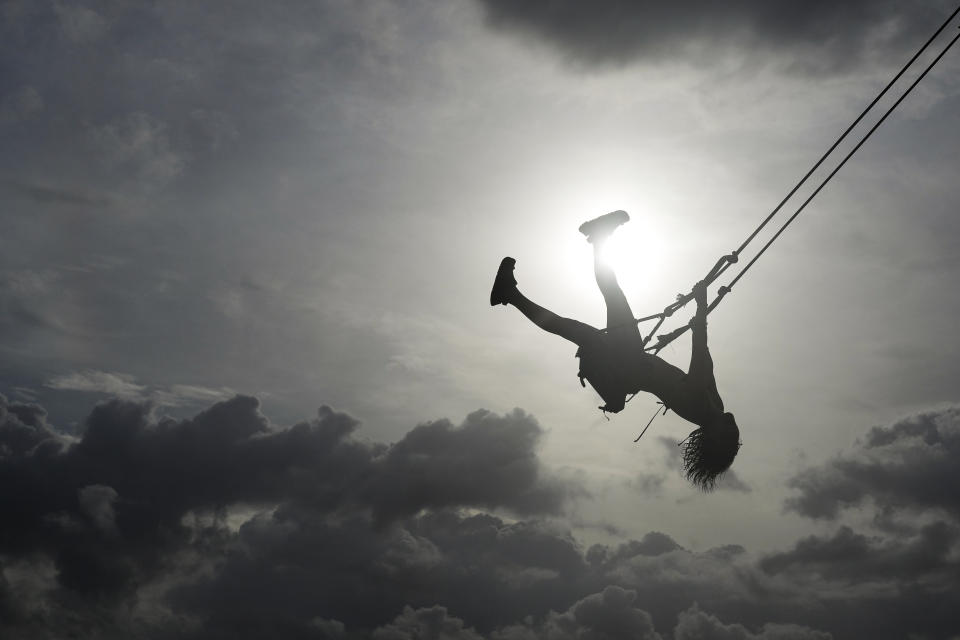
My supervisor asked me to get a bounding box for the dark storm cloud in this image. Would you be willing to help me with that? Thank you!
[760,522,958,581]
[364,409,575,524]
[761,406,960,639]
[0,392,59,456]
[493,586,662,640]
[784,405,960,520]
[474,0,955,72]
[374,606,483,640]
[0,394,821,638]
[174,504,826,639]
[755,520,960,639]
[172,509,591,635]
[587,531,683,565]
[5,395,960,639]
[0,395,573,608]
[379,595,833,640]
[372,590,663,640]
[673,605,832,640]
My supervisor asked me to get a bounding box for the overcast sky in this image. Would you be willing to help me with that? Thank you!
[2,1,960,638]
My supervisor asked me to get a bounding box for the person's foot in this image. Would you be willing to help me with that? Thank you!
[490,257,517,306]
[578,210,630,243]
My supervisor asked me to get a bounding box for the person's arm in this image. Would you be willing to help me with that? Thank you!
[688,281,724,411]
[690,280,708,351]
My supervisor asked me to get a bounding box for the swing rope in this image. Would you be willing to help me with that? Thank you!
[615,7,960,356]
[629,9,960,442]
[726,25,960,295]
[716,4,960,285]
[634,402,668,443]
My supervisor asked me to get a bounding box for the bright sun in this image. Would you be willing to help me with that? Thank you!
[596,220,665,294]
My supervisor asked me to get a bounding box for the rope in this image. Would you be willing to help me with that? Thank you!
[634,402,668,442]
[716,4,960,283]
[637,10,960,354]
[726,26,960,292]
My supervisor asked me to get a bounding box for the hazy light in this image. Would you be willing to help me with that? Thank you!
[597,221,664,294]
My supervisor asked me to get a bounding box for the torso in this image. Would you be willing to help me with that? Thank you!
[581,335,723,427]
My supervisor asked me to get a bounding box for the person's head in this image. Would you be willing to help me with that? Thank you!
[680,412,741,491]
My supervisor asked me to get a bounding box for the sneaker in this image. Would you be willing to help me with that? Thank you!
[578,210,630,243]
[490,257,517,306]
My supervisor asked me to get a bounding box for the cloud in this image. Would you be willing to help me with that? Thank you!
[11,386,38,401]
[760,522,958,582]
[537,585,661,640]
[44,369,235,407]
[586,531,683,568]
[0,270,73,338]
[630,472,666,496]
[77,484,119,535]
[760,407,960,639]
[0,392,59,457]
[4,394,960,639]
[673,604,832,640]
[19,388,574,527]
[172,509,567,635]
[784,405,960,520]
[0,396,578,608]
[374,606,484,640]
[754,518,960,639]
[494,589,830,640]
[492,586,664,640]
[174,506,787,639]
[362,409,577,524]
[151,384,239,407]
[45,370,147,399]
[473,0,955,73]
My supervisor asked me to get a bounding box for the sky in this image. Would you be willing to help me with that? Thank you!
[2,0,960,638]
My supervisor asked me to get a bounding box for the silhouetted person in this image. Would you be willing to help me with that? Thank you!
[490,210,740,490]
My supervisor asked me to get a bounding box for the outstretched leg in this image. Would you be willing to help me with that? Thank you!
[579,211,640,339]
[491,257,597,346]
[592,240,640,336]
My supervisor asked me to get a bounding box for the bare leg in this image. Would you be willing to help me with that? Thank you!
[492,257,598,345]
[592,239,641,338]
[507,288,598,346]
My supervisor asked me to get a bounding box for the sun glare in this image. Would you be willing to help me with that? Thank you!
[597,221,664,294]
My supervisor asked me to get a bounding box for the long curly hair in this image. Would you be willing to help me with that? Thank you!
[680,414,741,491]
